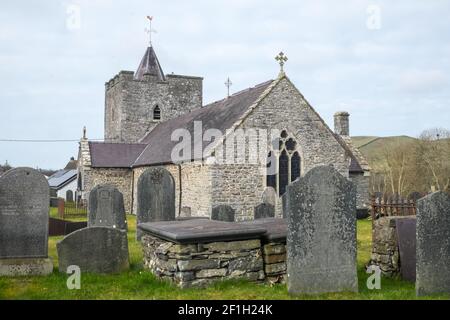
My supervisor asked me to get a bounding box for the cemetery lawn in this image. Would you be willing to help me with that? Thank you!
[0,216,448,300]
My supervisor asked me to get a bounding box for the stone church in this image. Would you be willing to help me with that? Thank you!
[77,44,370,220]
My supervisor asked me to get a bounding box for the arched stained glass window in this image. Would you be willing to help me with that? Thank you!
[291,151,301,182]
[279,150,289,196]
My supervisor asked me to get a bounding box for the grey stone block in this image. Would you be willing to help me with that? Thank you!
[0,258,53,276]
[57,227,129,274]
[416,191,450,296]
[137,167,176,240]
[211,205,235,222]
[88,184,127,230]
[286,166,358,295]
[0,167,49,259]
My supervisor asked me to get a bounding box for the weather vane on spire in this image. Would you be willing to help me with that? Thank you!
[275,51,288,73]
[145,16,157,46]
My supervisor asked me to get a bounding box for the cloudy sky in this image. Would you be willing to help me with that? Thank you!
[1,0,449,169]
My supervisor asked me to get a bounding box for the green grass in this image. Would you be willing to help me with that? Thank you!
[0,217,448,300]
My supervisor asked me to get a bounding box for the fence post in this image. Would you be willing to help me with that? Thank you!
[58,198,65,219]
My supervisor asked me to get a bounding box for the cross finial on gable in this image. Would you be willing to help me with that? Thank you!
[224,77,232,98]
[275,51,288,74]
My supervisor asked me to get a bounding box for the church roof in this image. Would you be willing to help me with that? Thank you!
[89,142,147,168]
[133,80,274,166]
[134,46,166,81]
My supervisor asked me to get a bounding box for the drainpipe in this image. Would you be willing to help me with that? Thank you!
[178,164,182,216]
[130,169,135,215]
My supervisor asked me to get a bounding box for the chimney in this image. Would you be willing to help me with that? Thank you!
[334,111,350,136]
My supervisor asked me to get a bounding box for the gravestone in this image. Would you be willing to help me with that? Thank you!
[286,166,358,294]
[261,187,277,206]
[395,217,416,282]
[211,205,235,222]
[88,184,127,230]
[136,167,175,240]
[416,191,450,296]
[408,191,423,202]
[57,226,129,274]
[0,167,53,276]
[254,203,275,219]
[281,192,289,219]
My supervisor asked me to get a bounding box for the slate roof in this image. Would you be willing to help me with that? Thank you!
[64,157,78,170]
[89,142,147,168]
[48,169,77,189]
[133,80,274,166]
[134,46,166,81]
[87,75,368,174]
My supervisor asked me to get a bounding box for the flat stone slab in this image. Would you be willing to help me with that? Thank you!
[395,217,416,282]
[138,219,266,244]
[241,218,287,242]
[57,227,129,274]
[0,257,53,276]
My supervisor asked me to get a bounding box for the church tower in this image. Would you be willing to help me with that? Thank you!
[104,44,203,143]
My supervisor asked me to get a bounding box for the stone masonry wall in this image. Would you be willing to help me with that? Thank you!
[262,241,287,284]
[369,216,402,276]
[142,235,264,288]
[350,172,370,210]
[210,77,351,221]
[105,71,202,143]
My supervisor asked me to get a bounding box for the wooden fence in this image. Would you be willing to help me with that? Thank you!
[370,194,417,220]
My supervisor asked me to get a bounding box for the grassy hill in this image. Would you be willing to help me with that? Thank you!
[351,135,418,165]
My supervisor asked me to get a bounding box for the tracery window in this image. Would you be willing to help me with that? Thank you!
[266,130,301,196]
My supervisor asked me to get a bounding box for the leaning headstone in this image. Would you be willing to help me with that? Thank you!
[286,166,358,294]
[211,205,235,222]
[137,167,175,240]
[261,187,277,206]
[254,203,275,219]
[88,184,127,230]
[416,191,450,296]
[0,167,53,276]
[57,226,129,274]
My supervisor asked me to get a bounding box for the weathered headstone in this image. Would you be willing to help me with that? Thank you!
[408,191,423,202]
[395,217,416,282]
[254,203,275,219]
[261,187,277,206]
[416,191,450,296]
[0,167,53,276]
[57,227,129,274]
[281,192,289,219]
[286,166,358,294]
[211,205,235,222]
[88,184,127,230]
[136,167,175,240]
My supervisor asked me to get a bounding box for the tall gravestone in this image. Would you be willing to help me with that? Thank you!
[0,167,53,276]
[211,204,235,222]
[416,191,450,296]
[261,187,277,207]
[254,203,275,219]
[137,167,175,240]
[57,226,129,274]
[88,184,127,230]
[286,166,358,294]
